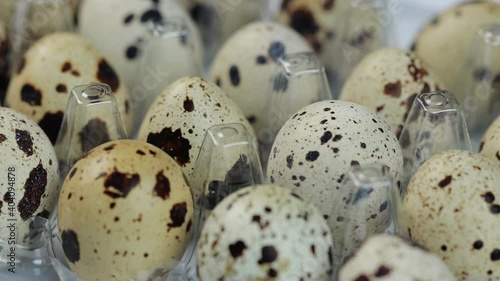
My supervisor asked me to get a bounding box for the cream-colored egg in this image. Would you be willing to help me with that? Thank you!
[413,2,500,97]
[339,234,457,281]
[0,107,59,241]
[197,185,334,281]
[138,76,255,179]
[402,150,500,281]
[58,140,193,281]
[210,21,312,136]
[5,32,133,144]
[340,48,444,136]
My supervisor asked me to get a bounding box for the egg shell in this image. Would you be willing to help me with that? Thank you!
[0,107,59,241]
[138,76,256,179]
[197,184,334,281]
[339,234,457,281]
[57,140,193,281]
[267,100,404,223]
[278,0,338,70]
[479,115,500,163]
[413,1,500,97]
[79,0,203,89]
[210,21,312,135]
[340,48,444,136]
[5,32,133,145]
[402,150,500,281]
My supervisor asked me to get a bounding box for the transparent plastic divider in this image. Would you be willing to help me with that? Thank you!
[328,0,396,97]
[9,0,74,75]
[132,17,202,137]
[329,163,405,281]
[0,216,59,279]
[453,21,500,136]
[168,123,263,281]
[398,91,471,195]
[259,52,332,172]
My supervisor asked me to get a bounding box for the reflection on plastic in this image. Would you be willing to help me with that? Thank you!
[328,163,405,280]
[398,91,471,195]
[453,22,500,135]
[132,17,202,137]
[260,52,332,171]
[168,123,263,281]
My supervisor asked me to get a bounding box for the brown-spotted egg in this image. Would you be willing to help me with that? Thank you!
[413,1,500,95]
[479,115,500,163]
[58,140,193,281]
[138,76,256,179]
[267,100,404,223]
[0,107,59,241]
[339,234,457,281]
[210,21,312,136]
[5,32,133,144]
[197,184,334,281]
[340,48,444,137]
[402,150,500,280]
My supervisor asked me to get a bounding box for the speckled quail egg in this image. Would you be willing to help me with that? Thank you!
[210,21,312,136]
[5,32,133,144]
[402,150,500,281]
[479,115,500,163]
[138,76,256,180]
[0,107,59,242]
[413,1,500,97]
[197,184,334,281]
[79,0,203,89]
[278,0,338,71]
[267,100,404,228]
[340,48,444,137]
[58,140,193,281]
[339,234,457,281]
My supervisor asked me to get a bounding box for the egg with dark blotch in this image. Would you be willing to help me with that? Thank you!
[79,0,203,89]
[138,76,256,180]
[267,100,404,238]
[5,32,133,145]
[0,107,59,242]
[57,140,193,281]
[210,21,312,136]
[402,150,500,281]
[197,185,334,281]
[479,115,500,163]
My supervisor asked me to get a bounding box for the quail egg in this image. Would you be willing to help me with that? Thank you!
[413,1,500,97]
[197,184,334,281]
[138,76,256,179]
[339,234,457,281]
[0,107,59,242]
[5,32,133,144]
[79,0,203,89]
[278,0,338,71]
[340,48,444,137]
[58,140,194,281]
[479,115,500,163]
[402,150,500,280]
[210,21,312,136]
[267,100,404,227]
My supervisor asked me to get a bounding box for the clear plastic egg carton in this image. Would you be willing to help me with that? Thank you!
[1,0,500,281]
